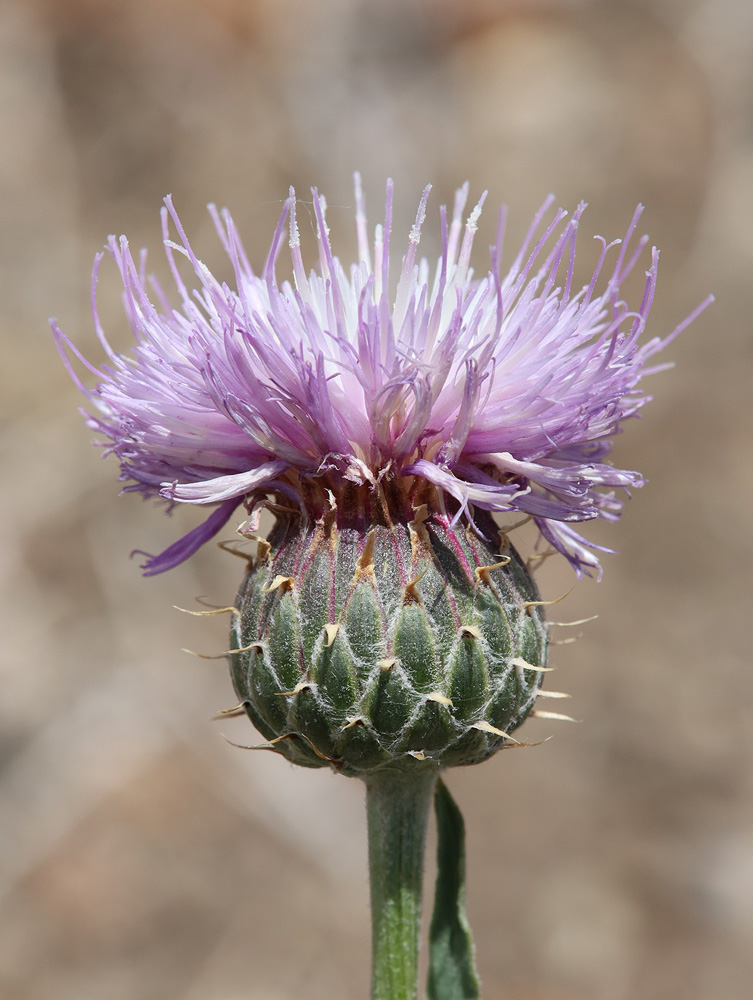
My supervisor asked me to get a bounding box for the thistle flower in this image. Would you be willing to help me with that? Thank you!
[52,177,707,579]
[53,179,710,1000]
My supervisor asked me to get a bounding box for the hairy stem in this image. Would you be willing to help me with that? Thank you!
[365,769,437,1000]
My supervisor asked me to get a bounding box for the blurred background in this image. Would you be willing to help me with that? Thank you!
[1,1,751,998]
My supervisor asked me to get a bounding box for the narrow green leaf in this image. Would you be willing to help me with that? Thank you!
[427,778,481,1000]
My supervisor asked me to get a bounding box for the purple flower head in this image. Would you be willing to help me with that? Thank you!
[52,177,710,577]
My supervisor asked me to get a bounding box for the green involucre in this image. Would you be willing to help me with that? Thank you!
[230,506,548,776]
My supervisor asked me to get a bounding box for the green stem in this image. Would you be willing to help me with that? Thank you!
[365,769,437,1000]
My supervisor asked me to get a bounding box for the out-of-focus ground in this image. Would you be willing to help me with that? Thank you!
[1,1,751,998]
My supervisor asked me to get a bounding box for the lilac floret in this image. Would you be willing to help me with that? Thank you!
[52,176,711,575]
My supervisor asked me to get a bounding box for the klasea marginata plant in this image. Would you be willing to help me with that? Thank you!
[53,177,711,1000]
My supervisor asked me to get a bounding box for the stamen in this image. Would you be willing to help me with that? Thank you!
[454,190,487,288]
[354,171,372,270]
[288,187,310,295]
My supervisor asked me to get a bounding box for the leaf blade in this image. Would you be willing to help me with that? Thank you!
[427,778,481,1000]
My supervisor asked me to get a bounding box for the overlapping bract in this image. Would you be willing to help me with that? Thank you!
[53,177,706,575]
